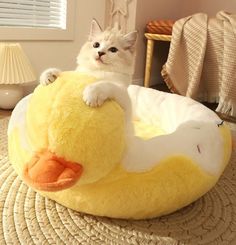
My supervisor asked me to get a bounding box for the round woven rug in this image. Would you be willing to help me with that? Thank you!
[1,117,236,245]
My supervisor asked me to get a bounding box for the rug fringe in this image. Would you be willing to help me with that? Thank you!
[216,99,236,117]
[161,64,179,94]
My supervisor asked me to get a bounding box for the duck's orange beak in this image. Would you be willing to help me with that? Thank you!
[23,150,83,192]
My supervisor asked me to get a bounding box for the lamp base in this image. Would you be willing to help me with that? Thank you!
[0,84,24,109]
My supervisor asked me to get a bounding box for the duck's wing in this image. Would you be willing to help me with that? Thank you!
[8,94,32,151]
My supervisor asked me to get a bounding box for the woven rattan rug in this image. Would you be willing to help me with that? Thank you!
[1,117,236,245]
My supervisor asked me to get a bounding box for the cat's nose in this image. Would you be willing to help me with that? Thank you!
[98,51,106,57]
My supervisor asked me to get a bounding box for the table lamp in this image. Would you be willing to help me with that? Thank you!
[0,43,36,109]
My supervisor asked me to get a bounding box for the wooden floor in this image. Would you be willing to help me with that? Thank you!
[0,109,12,119]
[151,83,171,93]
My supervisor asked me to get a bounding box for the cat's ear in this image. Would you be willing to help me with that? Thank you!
[122,31,138,50]
[89,19,103,41]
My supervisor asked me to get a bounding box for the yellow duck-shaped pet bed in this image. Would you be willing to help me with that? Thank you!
[8,72,232,219]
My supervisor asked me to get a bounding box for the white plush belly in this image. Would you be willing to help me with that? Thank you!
[126,85,224,176]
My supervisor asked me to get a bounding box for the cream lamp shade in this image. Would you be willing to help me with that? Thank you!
[0,43,36,109]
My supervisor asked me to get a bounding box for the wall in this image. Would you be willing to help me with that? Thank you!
[133,0,183,85]
[19,0,106,93]
[133,0,236,86]
[8,0,236,91]
[181,0,236,17]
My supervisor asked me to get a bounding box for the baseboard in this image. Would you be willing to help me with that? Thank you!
[132,76,163,86]
[132,78,143,85]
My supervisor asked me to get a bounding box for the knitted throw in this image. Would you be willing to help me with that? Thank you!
[162,11,236,118]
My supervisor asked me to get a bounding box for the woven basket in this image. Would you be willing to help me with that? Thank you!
[146,20,175,35]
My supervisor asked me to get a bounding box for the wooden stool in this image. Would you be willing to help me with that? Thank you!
[144,20,174,87]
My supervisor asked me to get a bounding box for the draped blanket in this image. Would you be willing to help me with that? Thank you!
[162,11,236,118]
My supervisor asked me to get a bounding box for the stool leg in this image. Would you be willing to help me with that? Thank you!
[144,39,154,87]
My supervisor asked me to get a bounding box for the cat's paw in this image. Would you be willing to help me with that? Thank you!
[39,68,61,86]
[83,84,108,107]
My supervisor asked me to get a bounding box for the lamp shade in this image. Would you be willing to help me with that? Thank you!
[0,43,36,84]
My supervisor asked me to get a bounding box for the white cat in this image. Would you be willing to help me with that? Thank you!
[40,20,137,129]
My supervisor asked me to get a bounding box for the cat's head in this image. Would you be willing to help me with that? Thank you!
[77,19,137,75]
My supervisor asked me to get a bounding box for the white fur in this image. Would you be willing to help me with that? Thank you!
[78,21,137,127]
[40,19,137,135]
[39,68,61,85]
[35,21,225,175]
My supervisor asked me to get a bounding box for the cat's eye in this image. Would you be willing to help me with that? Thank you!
[109,47,118,53]
[93,42,100,48]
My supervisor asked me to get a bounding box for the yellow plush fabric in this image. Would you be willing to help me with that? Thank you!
[26,72,125,185]
[8,71,232,219]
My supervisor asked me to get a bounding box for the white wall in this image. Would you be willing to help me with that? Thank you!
[18,0,106,93]
[8,0,236,91]
[133,0,236,86]
[181,0,236,17]
[133,0,183,85]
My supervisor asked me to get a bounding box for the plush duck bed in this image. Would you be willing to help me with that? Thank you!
[8,72,232,220]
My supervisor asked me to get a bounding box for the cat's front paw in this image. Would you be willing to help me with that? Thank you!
[83,84,108,107]
[39,68,61,86]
